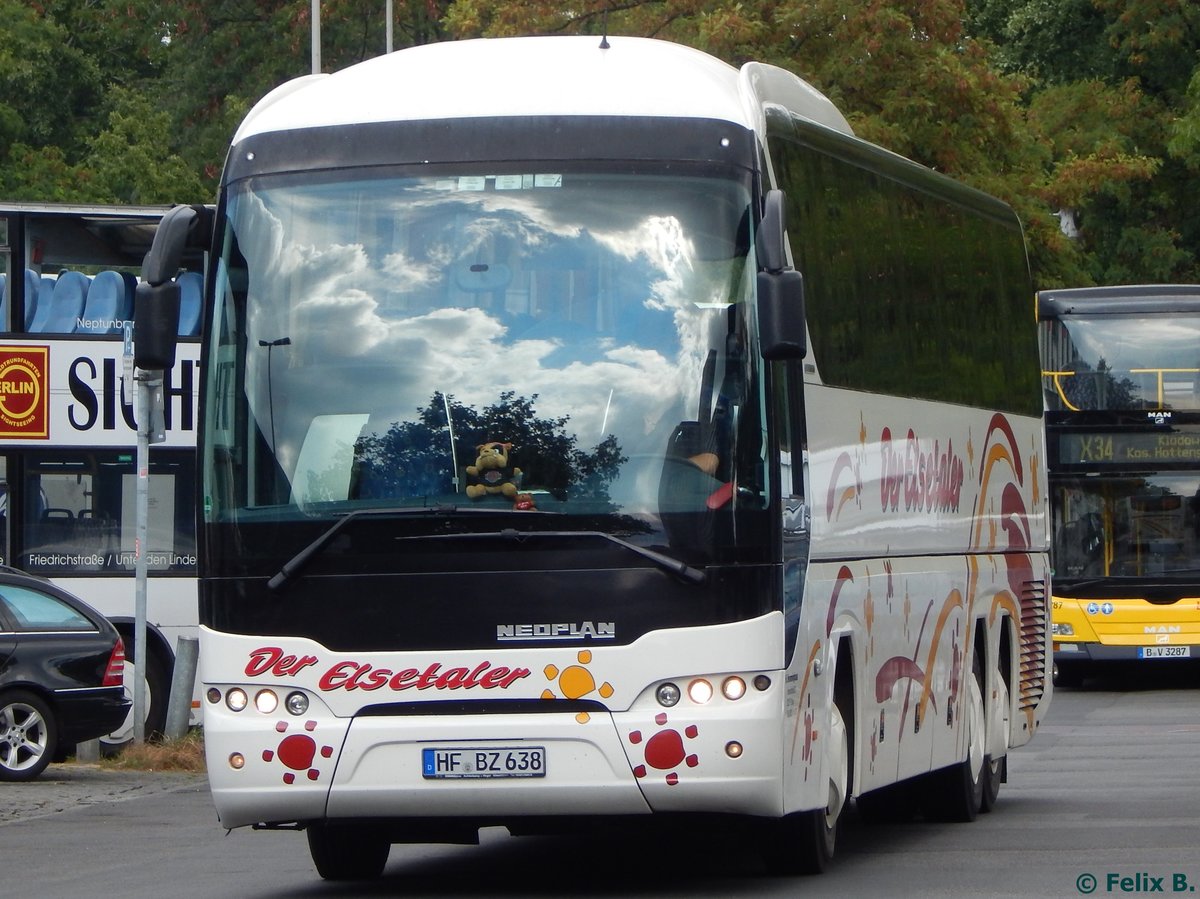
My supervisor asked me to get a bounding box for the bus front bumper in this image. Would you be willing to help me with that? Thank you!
[204,703,788,830]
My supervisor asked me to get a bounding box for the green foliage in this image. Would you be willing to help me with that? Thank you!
[85,88,209,204]
[2,0,1200,288]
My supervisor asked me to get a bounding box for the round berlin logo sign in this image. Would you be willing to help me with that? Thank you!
[0,347,49,438]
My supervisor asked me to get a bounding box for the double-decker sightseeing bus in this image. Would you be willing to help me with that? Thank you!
[1039,285,1200,686]
[139,37,1050,878]
[0,202,203,745]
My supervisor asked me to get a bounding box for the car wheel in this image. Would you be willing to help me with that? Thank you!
[0,689,57,782]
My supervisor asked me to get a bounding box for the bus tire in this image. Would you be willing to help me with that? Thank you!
[982,754,1005,812]
[1053,661,1084,689]
[307,822,390,880]
[855,778,920,824]
[981,653,1010,813]
[763,700,847,875]
[923,651,985,823]
[101,633,170,753]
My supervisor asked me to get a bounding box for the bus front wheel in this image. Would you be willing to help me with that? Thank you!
[763,701,848,875]
[307,822,390,880]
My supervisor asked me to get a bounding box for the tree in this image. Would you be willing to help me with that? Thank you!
[0,1,105,162]
[970,0,1200,285]
[135,0,452,190]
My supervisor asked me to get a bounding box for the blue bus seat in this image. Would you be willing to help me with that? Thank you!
[78,270,132,334]
[30,271,90,333]
[24,269,42,329]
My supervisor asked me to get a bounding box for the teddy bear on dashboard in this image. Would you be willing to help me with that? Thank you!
[465,442,522,499]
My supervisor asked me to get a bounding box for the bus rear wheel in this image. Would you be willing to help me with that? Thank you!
[307,822,390,881]
[923,652,985,823]
[981,657,1010,813]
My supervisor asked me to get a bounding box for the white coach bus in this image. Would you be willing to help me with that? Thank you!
[138,36,1051,879]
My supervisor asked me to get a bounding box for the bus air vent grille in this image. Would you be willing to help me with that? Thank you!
[1018,579,1047,710]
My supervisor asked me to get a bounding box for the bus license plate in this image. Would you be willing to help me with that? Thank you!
[422,746,547,779]
[1138,646,1191,659]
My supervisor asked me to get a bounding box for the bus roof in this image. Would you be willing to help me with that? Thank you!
[233,36,852,145]
[1038,284,1200,318]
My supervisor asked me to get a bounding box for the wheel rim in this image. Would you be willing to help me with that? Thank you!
[989,668,1010,760]
[0,700,49,773]
[826,704,849,828]
[967,674,985,781]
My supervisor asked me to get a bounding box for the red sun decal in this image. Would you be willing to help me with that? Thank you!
[628,712,699,785]
[261,720,334,784]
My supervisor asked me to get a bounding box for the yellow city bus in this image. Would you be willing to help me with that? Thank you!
[1039,285,1200,686]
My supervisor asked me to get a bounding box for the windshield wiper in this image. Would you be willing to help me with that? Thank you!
[397,528,706,584]
[267,505,466,592]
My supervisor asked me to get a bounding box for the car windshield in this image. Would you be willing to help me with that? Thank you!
[205,165,766,540]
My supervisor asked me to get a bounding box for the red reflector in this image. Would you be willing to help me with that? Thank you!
[103,638,127,687]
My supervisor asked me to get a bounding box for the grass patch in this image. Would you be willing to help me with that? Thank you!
[99,729,207,773]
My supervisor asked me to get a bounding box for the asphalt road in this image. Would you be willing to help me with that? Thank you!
[5,663,1200,898]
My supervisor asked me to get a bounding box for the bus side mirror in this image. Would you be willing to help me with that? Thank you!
[134,204,204,371]
[756,190,806,360]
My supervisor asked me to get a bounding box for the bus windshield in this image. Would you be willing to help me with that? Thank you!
[1042,313,1200,411]
[1051,472,1200,586]
[205,166,766,558]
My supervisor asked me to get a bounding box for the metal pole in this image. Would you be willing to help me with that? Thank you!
[164,636,199,740]
[133,371,150,744]
[311,0,321,74]
[386,0,394,53]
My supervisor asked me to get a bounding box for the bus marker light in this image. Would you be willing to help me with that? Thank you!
[722,676,746,700]
[229,753,245,770]
[1051,623,1074,636]
[753,675,771,692]
[255,690,279,714]
[286,692,310,716]
[206,688,222,704]
[725,741,743,758]
[656,682,681,707]
[226,688,248,712]
[688,678,714,704]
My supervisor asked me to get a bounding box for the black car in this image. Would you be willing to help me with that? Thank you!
[0,566,130,781]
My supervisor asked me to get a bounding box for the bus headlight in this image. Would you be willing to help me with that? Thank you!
[721,676,747,700]
[687,678,714,704]
[225,688,248,712]
[656,682,681,707]
[1051,623,1075,636]
[285,691,310,716]
[254,690,279,714]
